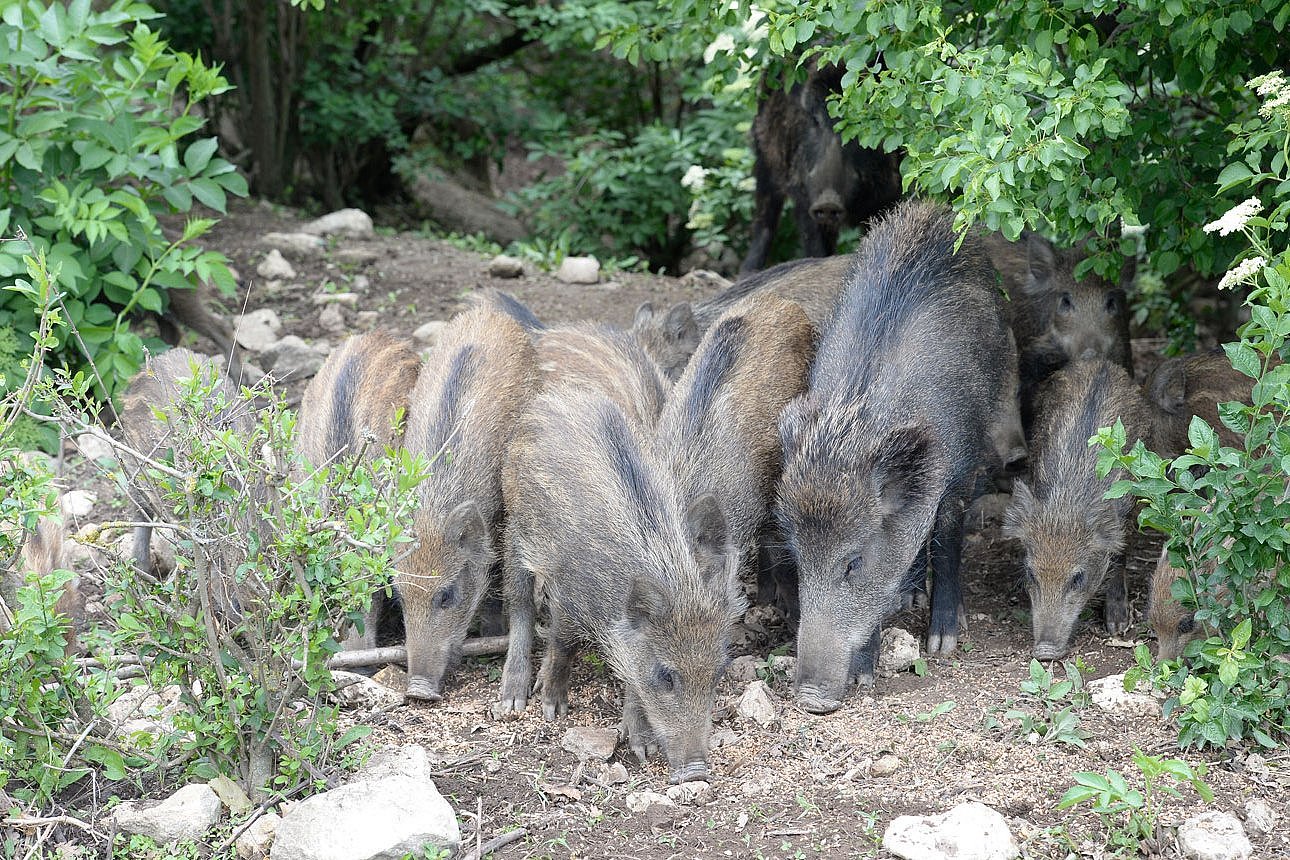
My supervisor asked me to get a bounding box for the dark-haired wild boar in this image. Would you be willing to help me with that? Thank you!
[776,200,1014,714]
[1003,359,1155,659]
[653,292,815,590]
[297,330,423,649]
[503,389,743,783]
[399,306,536,702]
[1,515,83,649]
[1144,349,1260,455]
[981,231,1133,432]
[631,300,700,382]
[743,63,902,273]
[121,348,255,580]
[496,323,669,716]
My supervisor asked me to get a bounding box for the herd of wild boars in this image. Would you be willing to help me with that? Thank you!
[6,199,1260,784]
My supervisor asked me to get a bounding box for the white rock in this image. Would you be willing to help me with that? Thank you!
[560,726,618,762]
[234,309,284,353]
[878,627,920,677]
[311,292,359,307]
[884,802,1020,860]
[487,255,525,279]
[1088,672,1162,717]
[555,256,600,284]
[767,654,796,680]
[331,671,403,711]
[109,683,185,740]
[736,680,777,727]
[111,783,223,845]
[271,744,459,860]
[871,753,901,777]
[261,232,325,257]
[264,336,325,382]
[708,727,738,750]
[303,209,374,239]
[256,249,296,281]
[318,304,345,335]
[602,762,629,785]
[728,654,764,684]
[75,433,115,462]
[413,321,448,348]
[336,248,380,266]
[625,791,673,814]
[352,274,371,291]
[1178,811,1252,860]
[236,812,280,860]
[60,490,96,519]
[1243,797,1278,835]
[665,781,711,805]
[372,665,407,694]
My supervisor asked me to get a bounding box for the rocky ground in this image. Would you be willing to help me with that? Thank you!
[44,201,1290,860]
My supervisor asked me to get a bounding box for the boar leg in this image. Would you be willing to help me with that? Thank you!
[1104,554,1130,635]
[740,163,784,274]
[848,626,882,688]
[619,688,658,763]
[537,613,578,721]
[131,525,154,578]
[902,538,931,610]
[926,496,968,655]
[340,592,384,654]
[497,546,536,716]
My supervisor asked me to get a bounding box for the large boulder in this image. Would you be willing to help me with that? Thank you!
[884,802,1020,860]
[270,745,459,860]
[110,783,222,845]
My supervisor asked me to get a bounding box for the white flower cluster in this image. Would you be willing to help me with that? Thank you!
[681,165,709,191]
[1203,197,1262,236]
[1217,255,1266,291]
[1250,71,1290,118]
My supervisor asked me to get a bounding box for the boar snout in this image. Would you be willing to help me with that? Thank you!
[1032,638,1069,661]
[797,687,844,715]
[669,760,711,784]
[405,643,459,702]
[809,191,845,228]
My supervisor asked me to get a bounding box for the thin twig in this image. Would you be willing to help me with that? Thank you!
[458,827,527,860]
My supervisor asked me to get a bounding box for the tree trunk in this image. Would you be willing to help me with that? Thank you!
[245,2,283,197]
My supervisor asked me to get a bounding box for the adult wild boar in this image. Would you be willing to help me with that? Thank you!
[776,200,1013,713]
[399,306,536,702]
[742,63,902,273]
[1003,359,1155,659]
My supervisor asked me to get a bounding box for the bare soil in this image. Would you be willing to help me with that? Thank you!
[63,202,1290,860]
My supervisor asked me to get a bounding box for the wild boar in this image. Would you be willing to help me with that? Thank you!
[1144,348,1260,455]
[1,514,83,649]
[776,200,1013,713]
[631,300,700,382]
[1148,546,1209,662]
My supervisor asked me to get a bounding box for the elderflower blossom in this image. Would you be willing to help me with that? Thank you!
[681,165,709,191]
[1251,71,1290,118]
[1203,197,1262,236]
[1249,71,1286,98]
[1217,256,1266,291]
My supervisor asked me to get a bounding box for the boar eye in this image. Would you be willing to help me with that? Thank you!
[654,666,678,693]
[1104,292,1121,313]
[843,555,862,580]
[1066,569,1087,592]
[1177,614,1195,634]
[434,583,458,610]
[1058,291,1074,312]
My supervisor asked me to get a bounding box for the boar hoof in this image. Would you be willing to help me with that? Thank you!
[629,740,658,763]
[848,671,875,689]
[405,679,442,702]
[797,690,842,715]
[669,761,710,784]
[491,697,527,721]
[925,631,958,656]
[541,698,569,721]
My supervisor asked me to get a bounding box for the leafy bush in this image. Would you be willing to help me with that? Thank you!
[983,659,1090,748]
[0,0,246,405]
[1096,73,1290,750]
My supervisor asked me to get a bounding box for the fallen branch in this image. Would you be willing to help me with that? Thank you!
[459,827,527,860]
[6,814,102,836]
[325,636,508,669]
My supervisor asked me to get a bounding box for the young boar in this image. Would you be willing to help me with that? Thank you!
[1148,547,1210,661]
[1,515,83,649]
[121,348,255,579]
[981,231,1133,432]
[631,301,700,382]
[469,288,546,333]
[503,389,743,783]
[496,322,669,716]
[1144,349,1257,455]
[399,306,536,702]
[776,200,1014,714]
[297,330,423,649]
[1003,359,1155,659]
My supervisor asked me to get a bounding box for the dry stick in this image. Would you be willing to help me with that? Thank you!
[325,636,509,670]
[459,828,527,860]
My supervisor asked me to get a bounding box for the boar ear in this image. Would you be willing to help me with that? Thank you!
[1001,480,1036,541]
[633,301,656,328]
[1148,363,1187,414]
[685,493,731,564]
[778,394,816,457]
[626,574,671,626]
[1023,231,1056,295]
[664,302,699,344]
[444,500,489,560]
[870,424,946,528]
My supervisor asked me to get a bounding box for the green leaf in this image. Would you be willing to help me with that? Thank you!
[1224,342,1261,379]
[184,137,219,174]
[1231,618,1251,650]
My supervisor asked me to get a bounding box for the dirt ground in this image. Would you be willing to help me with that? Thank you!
[62,202,1290,860]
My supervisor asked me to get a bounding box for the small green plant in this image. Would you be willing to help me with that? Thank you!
[901,700,956,724]
[1059,750,1212,856]
[1095,72,1290,750]
[984,660,1089,747]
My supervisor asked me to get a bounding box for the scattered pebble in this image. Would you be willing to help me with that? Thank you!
[878,627,920,677]
[560,726,618,762]
[413,320,448,348]
[1088,673,1162,717]
[487,254,525,278]
[318,304,345,334]
[233,308,284,353]
[736,680,777,727]
[871,753,901,777]
[60,490,96,519]
[665,781,710,805]
[601,762,629,785]
[311,291,359,307]
[75,432,115,462]
[256,249,296,280]
[302,208,374,239]
[625,790,673,814]
[555,255,600,284]
[728,654,764,684]
[260,232,325,257]
[884,801,1019,860]
[1178,811,1252,860]
[1243,797,1278,835]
